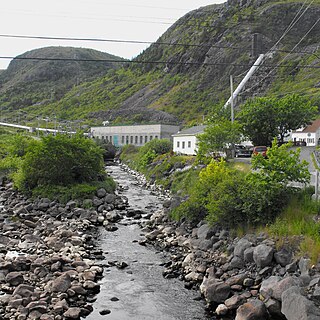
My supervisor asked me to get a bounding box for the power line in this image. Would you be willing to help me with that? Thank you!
[0,55,319,69]
[0,34,319,56]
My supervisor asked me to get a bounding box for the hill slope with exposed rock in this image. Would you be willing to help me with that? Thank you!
[1,0,320,125]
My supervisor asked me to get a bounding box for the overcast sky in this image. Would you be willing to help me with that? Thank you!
[0,0,226,69]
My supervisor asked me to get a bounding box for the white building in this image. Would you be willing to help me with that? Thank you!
[172,125,206,155]
[291,119,320,147]
[90,124,180,147]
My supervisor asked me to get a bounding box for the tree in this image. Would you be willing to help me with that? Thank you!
[238,94,318,146]
[197,117,242,159]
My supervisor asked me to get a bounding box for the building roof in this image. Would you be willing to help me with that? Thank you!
[293,119,320,133]
[172,125,206,137]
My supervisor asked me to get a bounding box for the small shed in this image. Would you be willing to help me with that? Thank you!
[291,119,320,147]
[172,125,206,155]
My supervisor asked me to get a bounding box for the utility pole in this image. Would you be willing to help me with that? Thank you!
[230,75,235,159]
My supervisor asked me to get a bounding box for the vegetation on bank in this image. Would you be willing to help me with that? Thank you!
[119,136,320,262]
[0,131,115,203]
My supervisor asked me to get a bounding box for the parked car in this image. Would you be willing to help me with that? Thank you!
[234,145,252,157]
[252,146,268,157]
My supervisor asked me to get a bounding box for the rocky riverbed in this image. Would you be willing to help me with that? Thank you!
[2,162,320,320]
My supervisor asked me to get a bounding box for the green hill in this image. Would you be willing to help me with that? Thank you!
[1,0,320,126]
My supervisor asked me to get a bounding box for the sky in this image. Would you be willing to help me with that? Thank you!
[0,0,226,70]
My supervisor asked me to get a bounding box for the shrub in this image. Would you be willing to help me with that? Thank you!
[13,134,105,192]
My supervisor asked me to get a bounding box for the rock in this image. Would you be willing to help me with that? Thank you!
[200,277,231,304]
[12,284,34,298]
[197,224,215,240]
[272,276,297,301]
[281,286,320,320]
[235,299,269,320]
[244,247,254,263]
[260,276,281,300]
[5,271,24,286]
[234,238,252,259]
[274,248,293,267]
[216,304,228,315]
[100,309,111,315]
[253,244,274,268]
[229,256,244,269]
[225,294,245,309]
[264,298,284,320]
[299,258,311,275]
[63,307,82,319]
[96,188,107,198]
[26,300,48,313]
[51,273,71,293]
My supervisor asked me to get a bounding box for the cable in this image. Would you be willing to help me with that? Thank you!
[0,55,319,69]
[0,34,319,56]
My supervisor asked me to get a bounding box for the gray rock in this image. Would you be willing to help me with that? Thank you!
[244,247,254,263]
[299,258,311,275]
[253,244,274,268]
[264,298,284,320]
[12,284,35,298]
[235,299,269,320]
[225,294,245,309]
[215,304,228,315]
[229,256,244,269]
[281,286,320,320]
[5,271,24,286]
[197,224,215,240]
[272,276,297,301]
[96,188,107,198]
[260,276,281,300]
[63,307,82,319]
[51,273,71,293]
[200,277,231,304]
[234,238,252,259]
[274,248,293,267]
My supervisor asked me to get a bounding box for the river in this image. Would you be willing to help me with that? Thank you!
[85,164,211,320]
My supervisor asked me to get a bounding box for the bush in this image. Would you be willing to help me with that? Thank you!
[13,134,105,192]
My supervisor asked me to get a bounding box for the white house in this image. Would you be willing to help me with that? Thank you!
[172,125,206,155]
[291,119,320,147]
[90,124,180,147]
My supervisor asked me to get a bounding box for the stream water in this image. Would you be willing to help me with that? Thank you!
[86,164,211,320]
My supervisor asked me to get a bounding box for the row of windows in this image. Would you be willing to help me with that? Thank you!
[176,141,192,149]
[100,135,158,144]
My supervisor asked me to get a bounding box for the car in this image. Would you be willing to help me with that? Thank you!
[252,146,268,157]
[234,145,253,158]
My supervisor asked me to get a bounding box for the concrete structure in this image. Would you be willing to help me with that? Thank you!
[90,124,180,147]
[172,125,206,155]
[292,119,320,146]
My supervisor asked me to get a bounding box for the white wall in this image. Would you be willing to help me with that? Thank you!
[173,135,198,155]
[291,131,318,146]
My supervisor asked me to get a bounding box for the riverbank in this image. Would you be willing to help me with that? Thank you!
[118,163,320,320]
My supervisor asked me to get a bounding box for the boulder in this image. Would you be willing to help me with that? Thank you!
[51,273,71,293]
[5,271,24,286]
[234,238,252,259]
[200,276,231,304]
[235,299,269,320]
[274,248,293,267]
[197,224,215,240]
[253,244,274,268]
[281,286,320,320]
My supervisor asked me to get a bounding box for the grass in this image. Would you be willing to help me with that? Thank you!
[266,190,320,264]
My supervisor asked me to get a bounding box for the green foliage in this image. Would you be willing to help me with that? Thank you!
[197,116,242,159]
[137,139,172,170]
[250,139,310,185]
[31,179,116,204]
[172,141,311,227]
[238,94,318,146]
[13,134,105,192]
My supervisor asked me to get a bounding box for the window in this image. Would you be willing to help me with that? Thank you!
[150,136,153,141]
[177,141,180,148]
[126,136,129,144]
[155,135,158,139]
[188,141,191,148]
[182,141,185,149]
[145,136,148,143]
[121,136,125,144]
[130,136,133,144]
[109,136,112,143]
[140,136,143,144]
[135,136,138,144]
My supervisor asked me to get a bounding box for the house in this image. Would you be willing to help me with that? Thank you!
[172,125,206,155]
[90,124,180,147]
[291,119,320,147]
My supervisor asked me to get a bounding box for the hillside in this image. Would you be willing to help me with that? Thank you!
[1,0,320,126]
[0,47,124,119]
